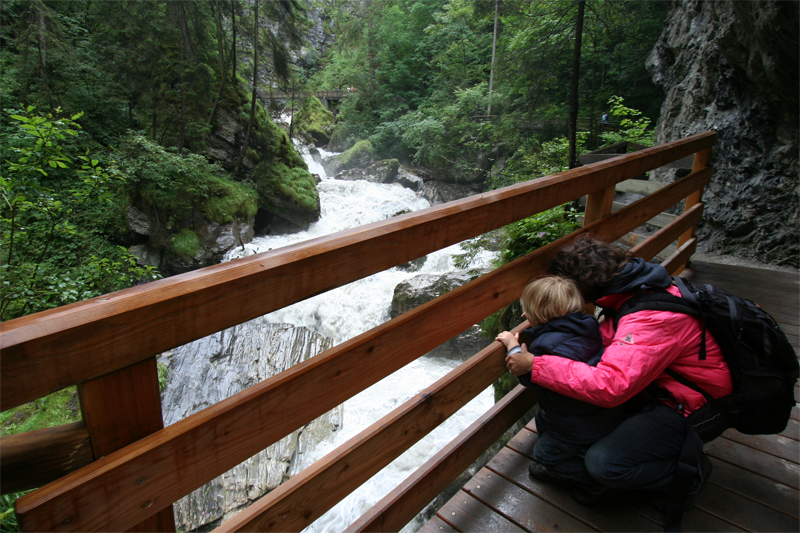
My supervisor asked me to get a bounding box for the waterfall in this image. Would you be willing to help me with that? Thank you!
[223,145,497,532]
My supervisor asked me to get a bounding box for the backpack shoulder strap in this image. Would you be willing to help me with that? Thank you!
[608,279,711,360]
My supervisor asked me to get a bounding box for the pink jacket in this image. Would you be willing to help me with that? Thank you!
[530,285,733,415]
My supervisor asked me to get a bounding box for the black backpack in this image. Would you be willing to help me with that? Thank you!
[611,276,799,443]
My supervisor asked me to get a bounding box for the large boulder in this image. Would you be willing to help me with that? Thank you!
[391,269,492,360]
[420,181,482,205]
[646,0,799,267]
[201,84,321,235]
[161,319,341,532]
[323,140,374,177]
[126,205,255,277]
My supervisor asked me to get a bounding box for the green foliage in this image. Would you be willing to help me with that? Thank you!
[489,137,571,190]
[0,387,80,437]
[171,229,200,258]
[494,373,519,403]
[157,361,169,393]
[120,134,257,227]
[1,490,30,532]
[600,95,656,146]
[1,108,158,320]
[499,205,581,265]
[252,161,319,213]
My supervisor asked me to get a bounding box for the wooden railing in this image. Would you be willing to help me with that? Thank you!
[0,132,715,532]
[265,89,349,100]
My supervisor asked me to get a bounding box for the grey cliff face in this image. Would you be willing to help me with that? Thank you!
[647,0,799,266]
[161,319,341,532]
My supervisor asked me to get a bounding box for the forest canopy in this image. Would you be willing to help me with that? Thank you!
[1,0,665,321]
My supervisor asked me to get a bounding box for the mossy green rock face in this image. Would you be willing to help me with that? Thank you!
[252,161,321,228]
[323,140,374,177]
[293,96,334,146]
[201,82,320,231]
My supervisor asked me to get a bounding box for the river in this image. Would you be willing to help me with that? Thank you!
[222,145,496,532]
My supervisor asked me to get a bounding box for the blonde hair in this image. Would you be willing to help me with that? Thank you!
[520,276,585,327]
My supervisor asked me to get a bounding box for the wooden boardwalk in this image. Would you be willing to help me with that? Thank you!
[421,260,800,533]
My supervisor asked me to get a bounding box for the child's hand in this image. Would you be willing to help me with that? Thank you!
[495,331,520,350]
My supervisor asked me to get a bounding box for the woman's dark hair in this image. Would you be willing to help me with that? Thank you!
[548,234,633,300]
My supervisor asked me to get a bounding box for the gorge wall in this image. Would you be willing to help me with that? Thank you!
[647,0,799,267]
[160,320,341,532]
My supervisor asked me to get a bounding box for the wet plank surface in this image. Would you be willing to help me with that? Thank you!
[423,260,800,532]
[684,261,799,351]
[425,421,798,533]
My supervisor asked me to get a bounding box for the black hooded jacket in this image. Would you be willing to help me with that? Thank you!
[518,312,626,446]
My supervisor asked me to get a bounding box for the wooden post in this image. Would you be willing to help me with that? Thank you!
[582,183,615,314]
[676,147,712,272]
[78,358,176,532]
[583,185,615,227]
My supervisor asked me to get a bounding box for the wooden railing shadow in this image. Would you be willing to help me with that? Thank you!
[0,132,715,532]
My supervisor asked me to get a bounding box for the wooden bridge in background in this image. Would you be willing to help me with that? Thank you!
[2,131,798,532]
[265,89,349,101]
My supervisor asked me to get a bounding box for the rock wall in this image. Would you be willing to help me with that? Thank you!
[161,319,341,532]
[646,0,799,267]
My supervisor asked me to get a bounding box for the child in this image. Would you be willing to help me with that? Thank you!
[496,276,625,490]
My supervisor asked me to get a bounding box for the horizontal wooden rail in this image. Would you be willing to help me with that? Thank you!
[661,237,698,276]
[15,163,712,533]
[1,131,716,411]
[630,203,703,262]
[346,385,537,533]
[216,326,529,532]
[0,423,93,495]
[615,179,667,196]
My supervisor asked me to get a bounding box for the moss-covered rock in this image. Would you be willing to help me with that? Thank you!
[252,160,321,228]
[171,229,200,258]
[293,95,334,146]
[201,81,322,233]
[323,139,374,177]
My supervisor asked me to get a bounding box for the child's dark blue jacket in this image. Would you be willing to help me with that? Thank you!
[518,312,625,446]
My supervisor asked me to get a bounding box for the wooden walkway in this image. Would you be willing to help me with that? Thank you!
[421,260,800,532]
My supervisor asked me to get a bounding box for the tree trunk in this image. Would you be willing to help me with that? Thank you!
[215,0,226,79]
[368,0,375,94]
[487,0,499,116]
[175,1,194,61]
[179,78,186,154]
[568,1,586,169]
[231,0,237,82]
[233,0,258,176]
[152,99,158,142]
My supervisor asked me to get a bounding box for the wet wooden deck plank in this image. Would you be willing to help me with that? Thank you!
[426,423,798,532]
[685,261,799,350]
[704,437,799,490]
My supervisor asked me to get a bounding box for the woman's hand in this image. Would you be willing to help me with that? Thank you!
[506,343,534,378]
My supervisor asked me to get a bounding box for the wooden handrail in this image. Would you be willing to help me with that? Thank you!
[7,132,715,532]
[0,131,715,411]
[216,328,518,532]
[14,162,713,532]
[344,380,538,533]
[0,422,92,495]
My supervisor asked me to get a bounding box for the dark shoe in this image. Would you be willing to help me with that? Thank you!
[652,453,713,513]
[571,485,619,506]
[528,462,573,488]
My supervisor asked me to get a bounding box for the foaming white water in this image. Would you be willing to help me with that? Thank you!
[299,358,492,533]
[225,145,496,531]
